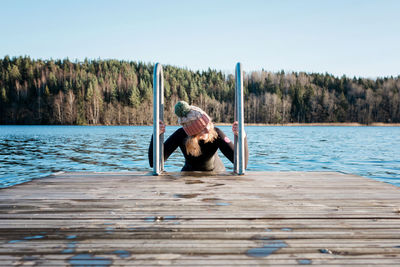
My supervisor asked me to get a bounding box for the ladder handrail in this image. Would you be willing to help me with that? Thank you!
[153,63,164,175]
[234,62,245,175]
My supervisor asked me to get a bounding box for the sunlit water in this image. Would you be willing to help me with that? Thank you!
[0,125,399,188]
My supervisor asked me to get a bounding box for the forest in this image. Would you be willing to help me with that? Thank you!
[1,56,399,125]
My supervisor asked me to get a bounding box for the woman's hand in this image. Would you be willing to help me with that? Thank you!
[232,121,239,136]
[159,120,166,135]
[232,121,246,137]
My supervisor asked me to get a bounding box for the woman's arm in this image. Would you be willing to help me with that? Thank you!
[148,122,186,167]
[216,123,249,169]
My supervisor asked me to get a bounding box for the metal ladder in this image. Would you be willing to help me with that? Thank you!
[152,63,164,175]
[234,62,245,175]
[152,62,245,175]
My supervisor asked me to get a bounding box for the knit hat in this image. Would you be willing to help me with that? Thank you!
[174,101,211,136]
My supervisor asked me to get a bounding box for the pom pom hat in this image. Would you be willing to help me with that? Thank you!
[174,101,211,136]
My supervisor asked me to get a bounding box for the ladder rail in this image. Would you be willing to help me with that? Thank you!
[153,63,164,175]
[234,62,245,175]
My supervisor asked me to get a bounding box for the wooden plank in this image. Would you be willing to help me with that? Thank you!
[1,255,400,267]
[0,171,399,265]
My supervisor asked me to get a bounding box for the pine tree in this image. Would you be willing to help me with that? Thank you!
[129,85,140,108]
[1,87,7,103]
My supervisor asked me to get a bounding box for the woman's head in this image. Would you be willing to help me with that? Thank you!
[197,122,212,141]
[184,122,218,157]
[174,101,211,137]
[174,101,217,156]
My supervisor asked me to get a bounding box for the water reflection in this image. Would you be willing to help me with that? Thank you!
[0,125,399,188]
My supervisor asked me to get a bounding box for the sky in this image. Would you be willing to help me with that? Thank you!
[1,0,399,78]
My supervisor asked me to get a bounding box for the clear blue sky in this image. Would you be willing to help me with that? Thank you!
[1,0,399,78]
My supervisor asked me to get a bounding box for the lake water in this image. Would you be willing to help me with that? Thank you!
[0,125,399,188]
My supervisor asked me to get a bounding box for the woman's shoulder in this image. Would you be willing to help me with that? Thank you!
[214,127,227,138]
[164,127,187,145]
[214,126,224,134]
[172,127,187,137]
[213,126,233,145]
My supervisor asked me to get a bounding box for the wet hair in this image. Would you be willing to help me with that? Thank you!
[185,124,218,157]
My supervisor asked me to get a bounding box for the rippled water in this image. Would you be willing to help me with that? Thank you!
[0,125,399,188]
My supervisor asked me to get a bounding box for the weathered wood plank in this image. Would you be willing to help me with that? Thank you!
[0,171,399,265]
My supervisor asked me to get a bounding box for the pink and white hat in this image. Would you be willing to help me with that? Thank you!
[174,101,211,136]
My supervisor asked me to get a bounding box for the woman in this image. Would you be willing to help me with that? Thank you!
[148,101,248,172]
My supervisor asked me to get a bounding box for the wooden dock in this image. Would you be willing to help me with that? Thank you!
[1,171,400,266]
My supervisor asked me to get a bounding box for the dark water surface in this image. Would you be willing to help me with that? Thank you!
[0,125,399,188]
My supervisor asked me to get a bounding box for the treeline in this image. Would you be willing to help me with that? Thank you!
[1,56,399,125]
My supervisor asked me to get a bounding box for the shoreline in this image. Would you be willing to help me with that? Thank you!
[215,122,400,127]
[1,123,400,127]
